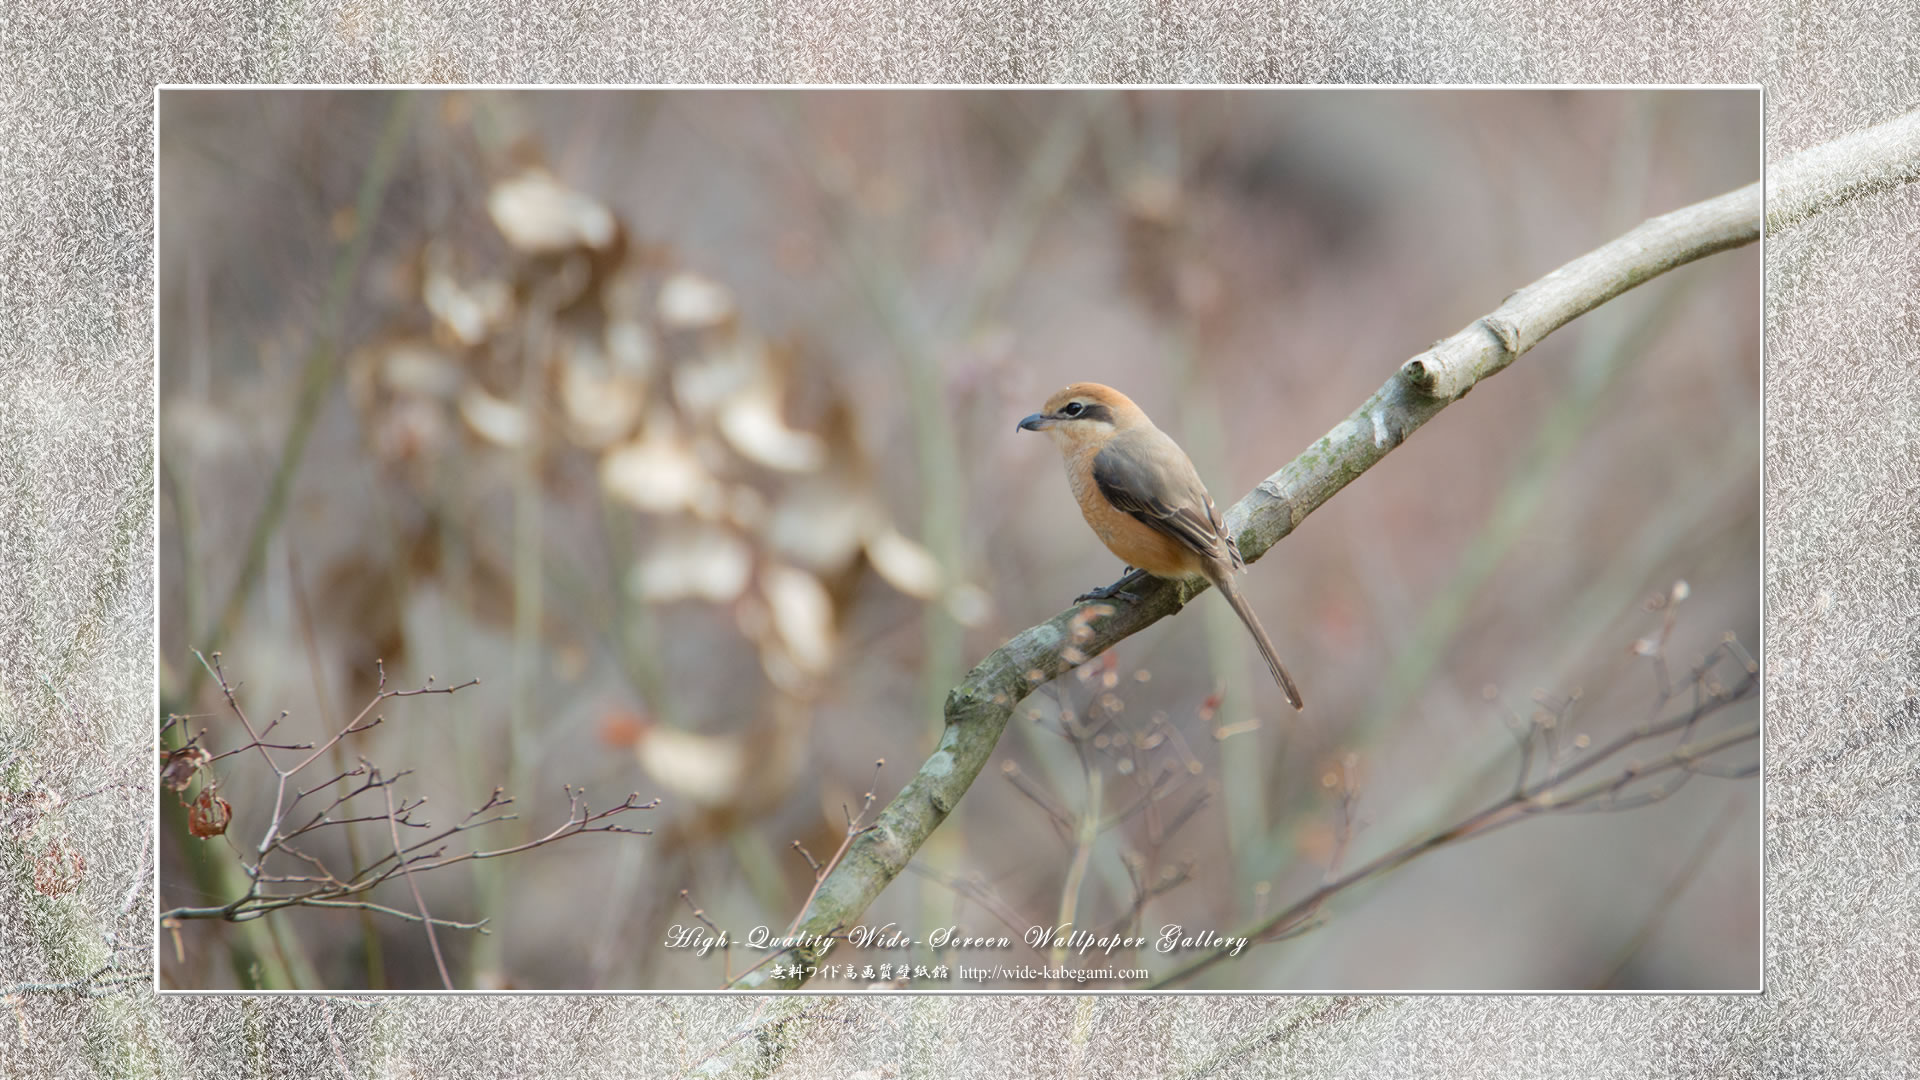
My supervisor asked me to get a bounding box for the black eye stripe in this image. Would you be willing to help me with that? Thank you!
[1070,403,1113,424]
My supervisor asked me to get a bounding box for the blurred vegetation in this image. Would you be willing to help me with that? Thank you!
[158,89,1759,990]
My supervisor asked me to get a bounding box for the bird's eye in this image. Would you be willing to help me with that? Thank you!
[1061,402,1085,418]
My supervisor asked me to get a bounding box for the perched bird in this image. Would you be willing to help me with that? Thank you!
[1018,382,1304,710]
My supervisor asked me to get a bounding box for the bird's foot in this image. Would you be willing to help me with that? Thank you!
[1076,569,1147,605]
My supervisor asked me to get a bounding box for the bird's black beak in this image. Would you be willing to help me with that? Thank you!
[1017,412,1052,433]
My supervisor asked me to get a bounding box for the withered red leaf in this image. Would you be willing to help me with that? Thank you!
[161,745,210,792]
[187,790,232,839]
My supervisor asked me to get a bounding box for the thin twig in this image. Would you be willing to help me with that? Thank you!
[719,764,884,990]
[161,660,654,969]
[1149,669,1757,988]
[381,767,452,990]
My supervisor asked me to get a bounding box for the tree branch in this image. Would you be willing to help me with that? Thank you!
[1765,106,1920,234]
[725,105,1920,990]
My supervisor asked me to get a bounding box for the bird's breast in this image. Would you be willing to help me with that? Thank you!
[1065,446,1202,579]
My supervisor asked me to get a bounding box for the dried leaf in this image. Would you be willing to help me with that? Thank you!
[630,526,753,603]
[559,345,644,448]
[600,416,722,515]
[430,278,513,347]
[379,341,464,399]
[486,170,617,254]
[865,526,944,598]
[766,478,879,572]
[160,746,210,792]
[423,259,513,345]
[605,318,657,377]
[718,383,827,472]
[187,790,232,839]
[759,650,809,695]
[458,386,531,448]
[672,333,766,420]
[762,564,836,674]
[634,724,748,808]
[657,271,735,329]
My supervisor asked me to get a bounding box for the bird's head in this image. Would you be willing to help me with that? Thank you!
[1017,383,1142,451]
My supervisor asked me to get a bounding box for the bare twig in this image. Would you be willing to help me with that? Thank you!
[160,659,658,988]
[1148,650,1757,988]
[904,864,1048,956]
[381,765,452,990]
[718,762,885,990]
[679,890,730,983]
[1049,763,1103,978]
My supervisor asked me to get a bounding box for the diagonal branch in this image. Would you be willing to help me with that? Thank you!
[735,105,1920,990]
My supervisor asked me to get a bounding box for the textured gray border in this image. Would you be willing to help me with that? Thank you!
[5,3,1918,1076]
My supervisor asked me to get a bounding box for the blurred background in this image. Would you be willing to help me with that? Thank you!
[157,89,1759,990]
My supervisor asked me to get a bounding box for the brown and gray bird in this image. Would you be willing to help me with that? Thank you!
[1018,382,1304,710]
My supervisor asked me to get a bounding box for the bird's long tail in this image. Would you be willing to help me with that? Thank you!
[1207,566,1305,711]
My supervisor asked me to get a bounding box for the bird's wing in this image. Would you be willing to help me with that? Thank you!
[1092,432,1233,564]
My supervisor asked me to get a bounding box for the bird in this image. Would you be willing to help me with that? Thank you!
[1018,382,1304,711]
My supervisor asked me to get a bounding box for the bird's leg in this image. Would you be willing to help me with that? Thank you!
[1077,568,1147,604]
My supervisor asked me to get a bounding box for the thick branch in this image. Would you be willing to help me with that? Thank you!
[736,107,1920,990]
[1766,106,1920,233]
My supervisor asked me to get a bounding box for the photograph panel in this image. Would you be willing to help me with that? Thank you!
[156,88,1759,991]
